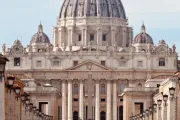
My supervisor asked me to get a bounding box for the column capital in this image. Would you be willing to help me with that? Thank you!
[58,26,65,32]
[81,26,87,30]
[97,26,102,30]
[113,79,118,83]
[94,79,100,83]
[79,79,85,83]
[67,79,73,83]
[111,27,117,31]
[106,79,113,83]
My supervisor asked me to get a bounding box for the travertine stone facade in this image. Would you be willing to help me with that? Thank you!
[2,0,178,120]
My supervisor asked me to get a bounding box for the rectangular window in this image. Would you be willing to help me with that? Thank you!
[0,74,2,82]
[39,102,48,113]
[73,61,78,66]
[137,61,143,67]
[74,98,78,102]
[90,34,94,41]
[101,98,106,102]
[119,61,127,67]
[159,58,165,66]
[52,61,60,67]
[36,60,42,67]
[102,34,106,41]
[134,103,143,115]
[78,34,81,41]
[101,61,106,66]
[14,58,20,66]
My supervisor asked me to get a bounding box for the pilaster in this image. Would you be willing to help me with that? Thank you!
[95,80,100,120]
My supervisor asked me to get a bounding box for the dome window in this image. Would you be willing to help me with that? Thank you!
[102,34,106,41]
[90,34,94,41]
[159,58,165,66]
[78,34,82,41]
[74,83,78,94]
[101,83,106,95]
[14,58,20,66]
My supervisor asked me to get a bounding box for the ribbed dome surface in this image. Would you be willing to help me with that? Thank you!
[59,0,126,19]
[30,24,50,45]
[134,24,153,44]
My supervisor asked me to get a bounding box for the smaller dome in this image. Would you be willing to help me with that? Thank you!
[13,39,22,46]
[134,24,153,44]
[30,23,50,45]
[158,39,166,45]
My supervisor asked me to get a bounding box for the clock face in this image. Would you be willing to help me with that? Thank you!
[15,47,20,51]
[13,45,22,54]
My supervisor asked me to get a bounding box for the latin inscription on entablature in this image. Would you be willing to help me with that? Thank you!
[113,72,132,79]
[134,72,147,79]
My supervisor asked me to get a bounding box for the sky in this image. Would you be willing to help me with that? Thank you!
[0,0,180,53]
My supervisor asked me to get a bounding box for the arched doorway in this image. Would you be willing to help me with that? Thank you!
[100,111,106,120]
[73,111,78,120]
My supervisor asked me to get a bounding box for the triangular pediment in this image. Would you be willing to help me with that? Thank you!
[67,60,112,71]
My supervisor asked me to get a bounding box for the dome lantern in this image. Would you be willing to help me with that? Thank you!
[38,22,43,33]
[141,23,146,33]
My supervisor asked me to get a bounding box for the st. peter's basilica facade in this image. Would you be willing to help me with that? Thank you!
[2,0,178,120]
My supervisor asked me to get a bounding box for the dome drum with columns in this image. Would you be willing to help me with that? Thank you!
[2,0,178,120]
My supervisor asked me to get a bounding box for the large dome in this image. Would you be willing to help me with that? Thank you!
[59,0,126,19]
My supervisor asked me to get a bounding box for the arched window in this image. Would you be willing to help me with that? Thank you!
[138,83,142,87]
[119,84,125,93]
[101,83,105,95]
[74,84,78,94]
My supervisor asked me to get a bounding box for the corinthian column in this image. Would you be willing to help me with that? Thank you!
[62,81,67,120]
[111,27,116,46]
[97,27,102,46]
[122,27,127,47]
[113,80,117,120]
[68,80,73,120]
[95,80,100,120]
[59,27,65,47]
[79,80,84,119]
[53,27,58,47]
[106,80,111,120]
[68,27,73,46]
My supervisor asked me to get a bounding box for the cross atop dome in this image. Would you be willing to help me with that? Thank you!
[38,22,43,33]
[141,22,146,33]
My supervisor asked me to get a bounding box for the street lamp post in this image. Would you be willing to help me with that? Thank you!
[145,110,149,120]
[163,94,168,120]
[14,86,21,120]
[157,99,162,120]
[148,107,153,120]
[7,76,15,120]
[169,87,175,120]
[153,103,157,120]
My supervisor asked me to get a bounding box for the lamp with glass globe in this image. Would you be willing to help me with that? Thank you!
[14,86,21,100]
[153,103,157,111]
[169,87,175,100]
[163,94,168,106]
[6,76,15,93]
[157,100,162,108]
